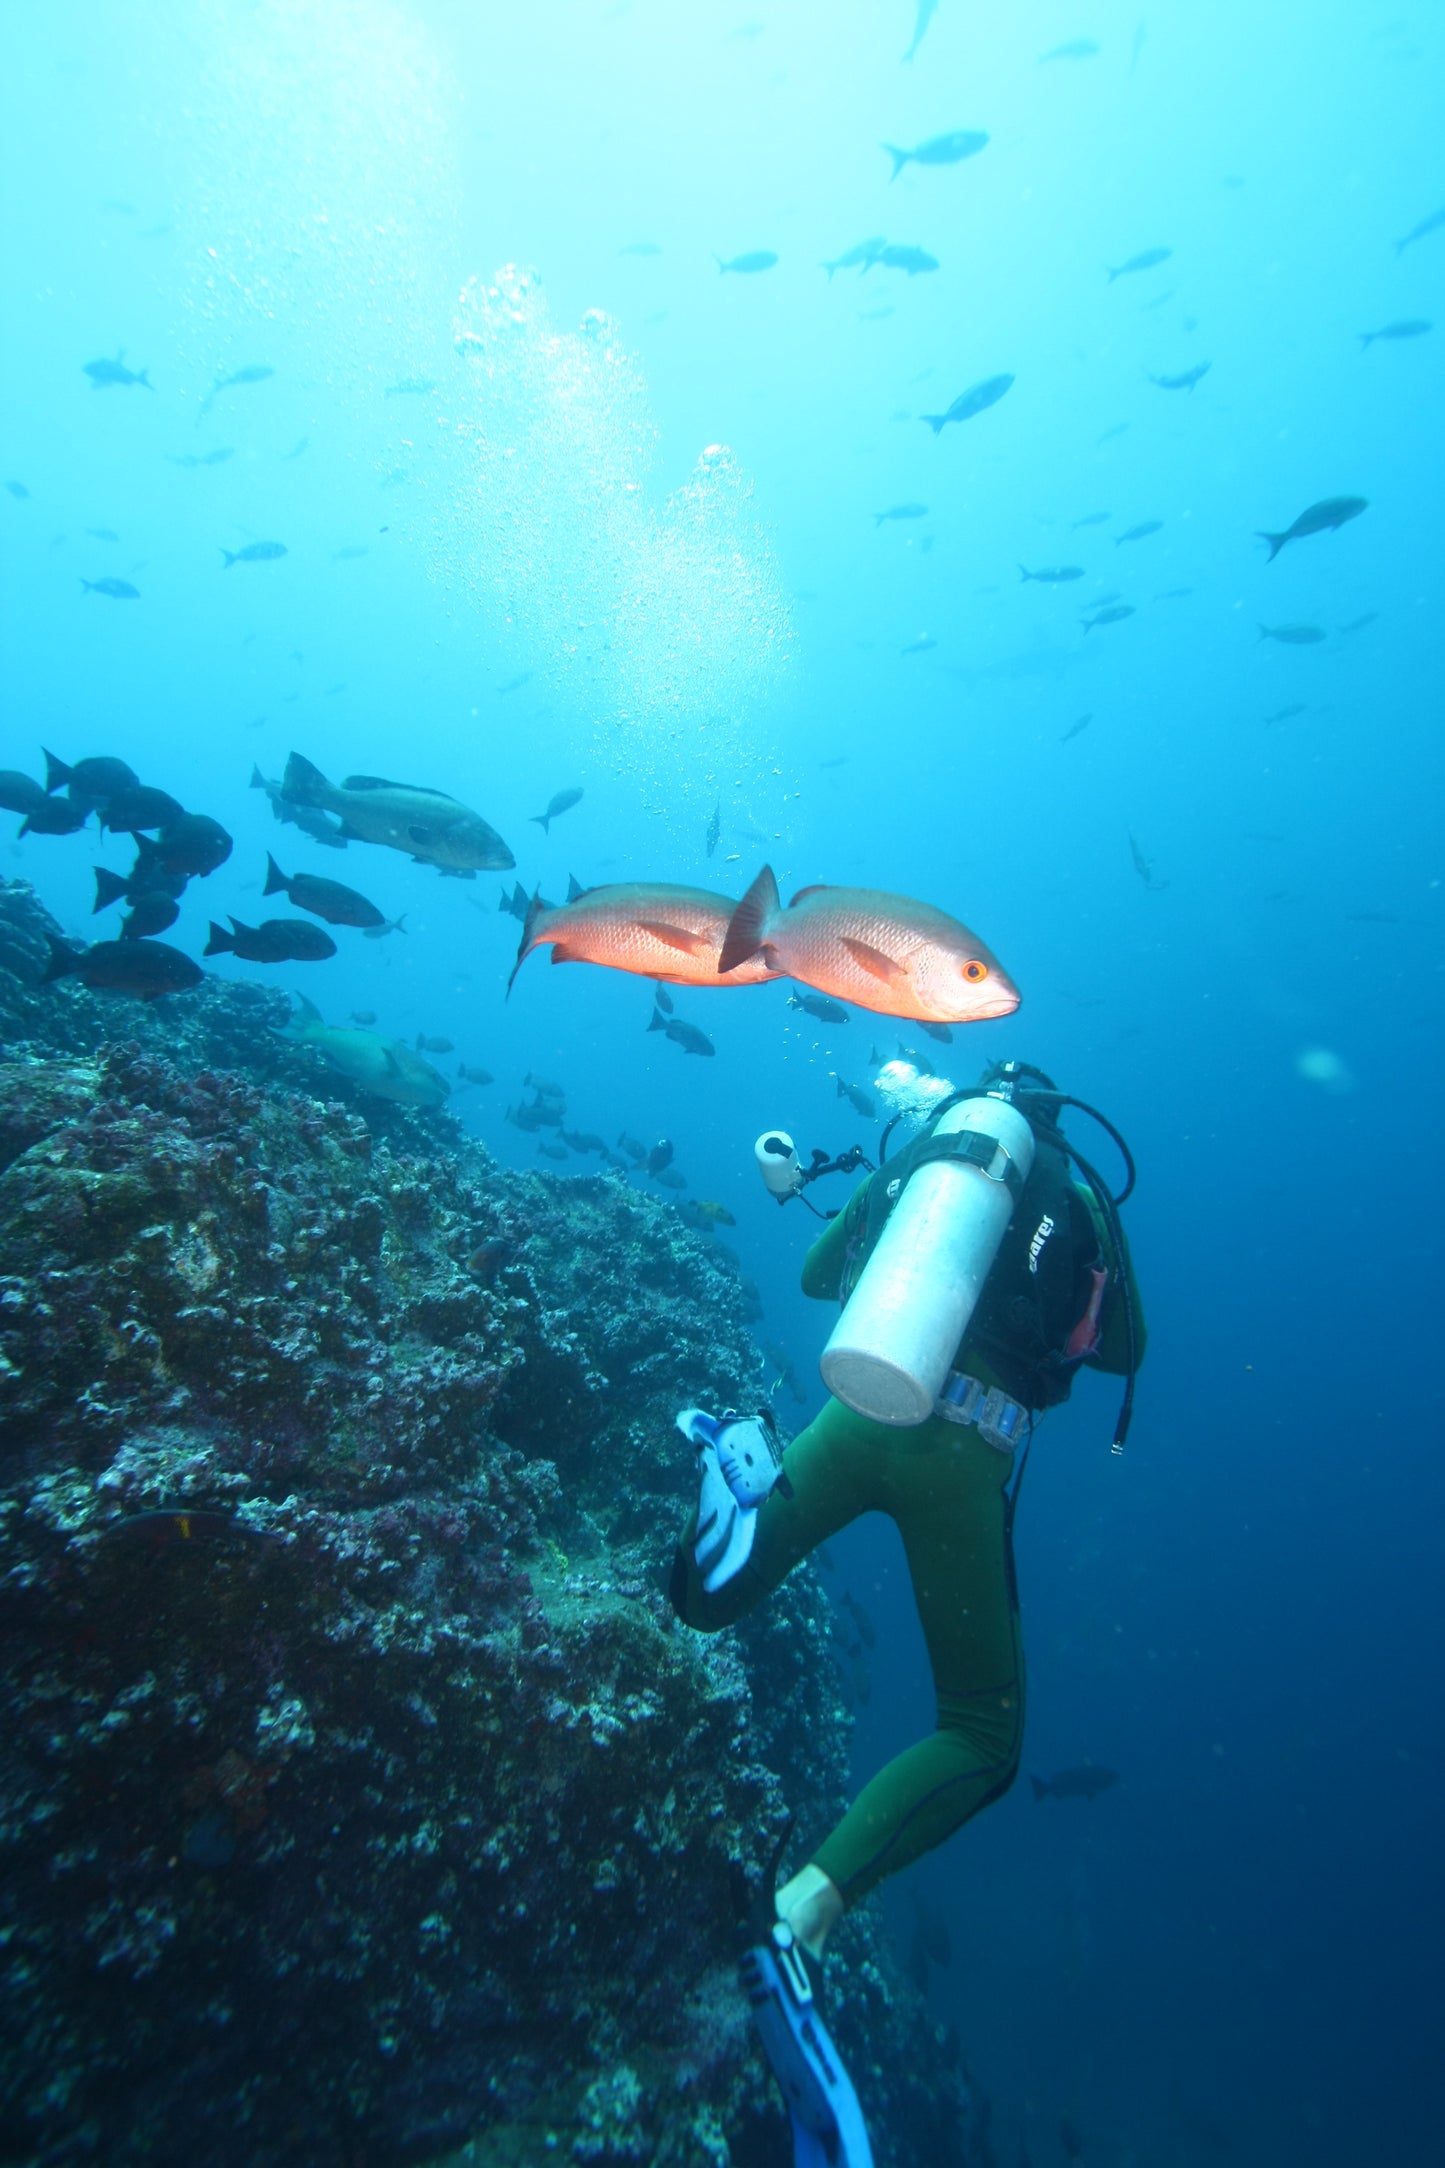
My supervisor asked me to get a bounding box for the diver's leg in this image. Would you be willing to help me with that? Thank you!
[670,1396,884,1632]
[811,1420,1024,1908]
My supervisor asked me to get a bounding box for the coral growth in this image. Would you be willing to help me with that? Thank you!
[0,876,983,2166]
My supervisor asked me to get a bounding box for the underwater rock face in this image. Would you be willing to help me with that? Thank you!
[0,878,981,2167]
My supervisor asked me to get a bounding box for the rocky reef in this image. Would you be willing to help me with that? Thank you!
[0,878,987,2167]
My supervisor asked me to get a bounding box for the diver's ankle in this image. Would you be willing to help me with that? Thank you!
[776,1864,844,1959]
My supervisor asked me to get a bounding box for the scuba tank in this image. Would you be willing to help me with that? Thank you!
[819,1094,1035,1427]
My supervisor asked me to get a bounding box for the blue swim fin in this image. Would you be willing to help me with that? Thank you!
[740,1923,874,2168]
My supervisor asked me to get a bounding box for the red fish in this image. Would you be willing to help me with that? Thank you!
[718,866,1020,1024]
[509,883,783,992]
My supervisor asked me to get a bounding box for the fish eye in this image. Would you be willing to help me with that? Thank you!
[962,959,989,983]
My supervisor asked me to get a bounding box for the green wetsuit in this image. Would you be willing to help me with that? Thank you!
[672,1175,1142,1909]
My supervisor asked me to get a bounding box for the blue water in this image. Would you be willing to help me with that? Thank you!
[3,3,1442,2161]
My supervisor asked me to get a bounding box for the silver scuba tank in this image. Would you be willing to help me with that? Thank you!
[819,1095,1036,1427]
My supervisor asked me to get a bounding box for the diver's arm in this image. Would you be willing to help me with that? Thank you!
[799,1176,871,1301]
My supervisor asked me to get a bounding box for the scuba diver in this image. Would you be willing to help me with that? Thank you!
[668,1061,1145,2167]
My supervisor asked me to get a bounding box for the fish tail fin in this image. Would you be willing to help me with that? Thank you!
[220,549,237,568]
[883,143,908,181]
[203,922,235,956]
[718,863,781,975]
[262,852,287,897]
[41,934,81,984]
[1255,531,1286,561]
[921,414,945,435]
[1030,1776,1050,1802]
[281,752,329,806]
[507,889,548,996]
[92,866,129,912]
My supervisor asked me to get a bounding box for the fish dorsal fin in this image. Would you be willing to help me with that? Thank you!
[637,920,710,956]
[718,864,780,975]
[788,884,836,906]
[342,774,454,799]
[842,936,907,987]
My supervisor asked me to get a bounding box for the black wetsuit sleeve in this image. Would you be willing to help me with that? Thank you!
[800,1175,871,1301]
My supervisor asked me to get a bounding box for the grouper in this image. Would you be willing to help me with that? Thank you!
[279,993,450,1106]
[282,752,513,876]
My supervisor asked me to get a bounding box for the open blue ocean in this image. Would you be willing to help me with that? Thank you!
[2,5,1441,2165]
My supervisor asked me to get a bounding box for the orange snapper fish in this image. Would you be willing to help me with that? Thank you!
[509,882,784,993]
[717,865,1020,1024]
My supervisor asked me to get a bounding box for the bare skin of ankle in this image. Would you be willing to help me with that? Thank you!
[776,1864,844,1959]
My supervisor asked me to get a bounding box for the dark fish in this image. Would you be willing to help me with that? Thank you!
[1115,521,1162,543]
[1061,714,1092,742]
[221,541,287,568]
[42,933,200,999]
[100,785,185,835]
[835,1077,876,1118]
[456,1063,494,1086]
[1031,1765,1118,1802]
[530,787,583,833]
[19,798,89,836]
[1071,511,1111,528]
[350,1009,378,1024]
[249,766,348,850]
[883,130,988,181]
[525,1073,565,1100]
[416,1034,454,1054]
[618,1132,648,1164]
[920,375,1014,434]
[706,803,721,856]
[874,503,928,526]
[1256,496,1367,561]
[384,377,436,397]
[197,364,274,419]
[646,1138,674,1175]
[1083,605,1135,630]
[205,917,337,963]
[1395,206,1445,255]
[120,893,179,936]
[1107,247,1171,280]
[81,577,140,599]
[652,1165,688,1189]
[902,0,938,62]
[788,991,849,1023]
[647,1008,715,1056]
[1043,38,1100,60]
[262,853,385,928]
[1258,622,1326,645]
[499,880,531,923]
[1019,564,1083,583]
[715,250,779,274]
[1149,362,1211,390]
[654,984,675,1014]
[167,447,233,467]
[6,479,30,500]
[139,814,233,878]
[83,354,151,389]
[875,244,940,276]
[0,770,45,816]
[822,236,887,279]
